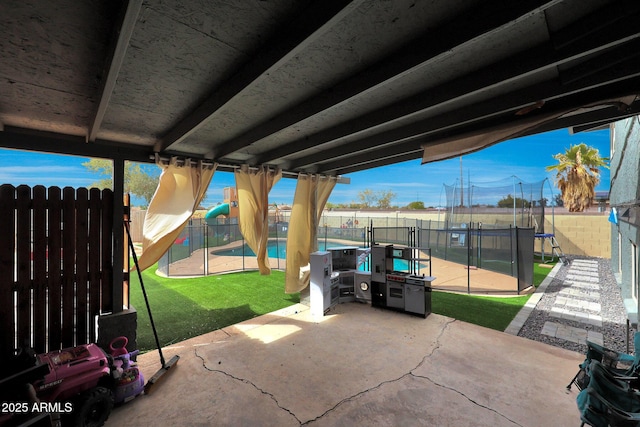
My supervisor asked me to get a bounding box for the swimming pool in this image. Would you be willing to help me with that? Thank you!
[214,240,353,259]
[213,240,422,272]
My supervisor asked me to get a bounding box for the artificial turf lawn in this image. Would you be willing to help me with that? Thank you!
[131,261,553,351]
[533,260,557,287]
[130,267,298,351]
[431,260,553,330]
[431,292,530,331]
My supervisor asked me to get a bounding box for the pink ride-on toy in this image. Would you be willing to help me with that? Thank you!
[107,336,145,405]
[0,337,144,427]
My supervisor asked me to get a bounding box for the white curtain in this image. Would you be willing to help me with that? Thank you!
[234,165,282,275]
[135,158,216,272]
[285,174,337,294]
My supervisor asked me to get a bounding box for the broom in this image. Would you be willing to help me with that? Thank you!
[124,221,179,393]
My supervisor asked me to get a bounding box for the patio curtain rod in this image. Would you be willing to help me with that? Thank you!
[153,153,216,169]
[151,154,350,184]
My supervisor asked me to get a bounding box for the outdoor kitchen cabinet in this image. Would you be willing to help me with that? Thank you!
[404,276,434,318]
[310,251,338,318]
[372,275,434,317]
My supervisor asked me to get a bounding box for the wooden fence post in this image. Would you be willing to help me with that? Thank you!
[0,185,15,360]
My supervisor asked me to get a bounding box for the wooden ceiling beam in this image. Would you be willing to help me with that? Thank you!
[154,0,357,154]
[266,12,640,167]
[217,0,562,162]
[305,74,640,175]
[88,0,143,143]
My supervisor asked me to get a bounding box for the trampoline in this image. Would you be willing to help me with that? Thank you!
[443,175,564,263]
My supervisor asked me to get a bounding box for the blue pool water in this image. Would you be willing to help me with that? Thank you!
[214,240,419,271]
[214,240,347,260]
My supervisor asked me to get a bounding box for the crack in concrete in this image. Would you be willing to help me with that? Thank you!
[193,318,519,426]
[194,347,302,425]
[301,318,457,425]
[410,319,524,427]
[412,318,456,370]
[410,373,524,427]
[301,372,414,425]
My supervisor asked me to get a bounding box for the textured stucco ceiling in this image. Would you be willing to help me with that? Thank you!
[1,0,640,176]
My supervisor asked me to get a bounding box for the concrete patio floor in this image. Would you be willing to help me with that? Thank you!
[107,302,583,426]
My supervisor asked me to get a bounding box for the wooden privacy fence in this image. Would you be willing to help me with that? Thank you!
[0,185,116,361]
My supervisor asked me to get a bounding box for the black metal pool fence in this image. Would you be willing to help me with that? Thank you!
[158,216,533,294]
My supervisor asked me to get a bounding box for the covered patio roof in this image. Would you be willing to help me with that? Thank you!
[1,0,639,175]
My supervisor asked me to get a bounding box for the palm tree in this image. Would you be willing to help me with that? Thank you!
[545,143,608,212]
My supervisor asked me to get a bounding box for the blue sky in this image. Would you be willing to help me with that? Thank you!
[0,127,610,208]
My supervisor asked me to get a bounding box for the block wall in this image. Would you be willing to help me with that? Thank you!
[545,215,611,258]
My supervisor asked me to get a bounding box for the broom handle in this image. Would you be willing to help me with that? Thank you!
[124,221,166,367]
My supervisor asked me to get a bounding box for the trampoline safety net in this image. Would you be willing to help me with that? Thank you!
[443,176,548,233]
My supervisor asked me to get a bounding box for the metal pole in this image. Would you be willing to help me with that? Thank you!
[510,224,514,277]
[470,185,474,226]
[372,219,377,246]
[468,169,471,225]
[324,224,328,250]
[519,182,524,227]
[437,185,443,224]
[460,156,464,207]
[204,222,209,275]
[444,220,448,261]
[516,226,520,294]
[477,222,482,269]
[512,176,516,226]
[275,219,280,270]
[467,221,471,294]
[451,181,457,220]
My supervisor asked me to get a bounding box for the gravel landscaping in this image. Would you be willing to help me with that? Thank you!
[517,256,632,355]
